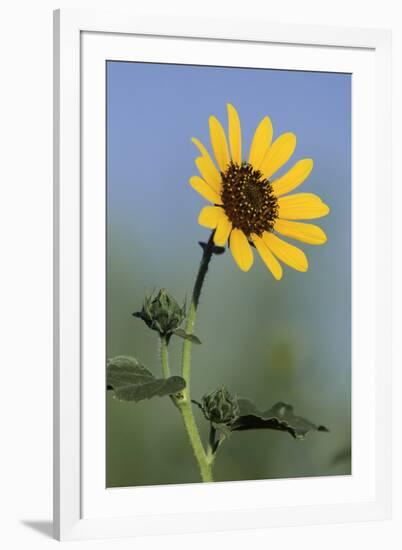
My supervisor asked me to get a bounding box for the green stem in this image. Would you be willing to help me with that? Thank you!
[178,232,216,482]
[177,400,214,482]
[182,233,215,392]
[160,335,171,378]
[161,333,213,481]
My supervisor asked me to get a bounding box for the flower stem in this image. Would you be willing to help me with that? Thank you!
[177,400,214,482]
[178,232,216,482]
[160,335,171,378]
[182,233,215,392]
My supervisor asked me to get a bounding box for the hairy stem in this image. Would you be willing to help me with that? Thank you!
[182,233,215,392]
[160,335,171,378]
[177,400,214,482]
[178,232,216,482]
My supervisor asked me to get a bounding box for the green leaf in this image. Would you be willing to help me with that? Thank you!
[173,328,202,345]
[231,399,329,440]
[107,356,186,402]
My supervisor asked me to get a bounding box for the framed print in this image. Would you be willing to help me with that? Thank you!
[53,9,392,540]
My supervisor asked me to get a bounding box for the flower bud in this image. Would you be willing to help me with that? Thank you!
[133,289,186,337]
[201,386,240,425]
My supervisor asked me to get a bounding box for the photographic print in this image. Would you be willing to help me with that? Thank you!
[106,61,351,487]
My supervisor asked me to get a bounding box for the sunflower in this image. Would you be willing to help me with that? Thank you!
[189,104,330,280]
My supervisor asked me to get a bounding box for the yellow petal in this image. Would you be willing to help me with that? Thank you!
[275,219,327,245]
[260,132,297,180]
[230,229,253,272]
[278,193,330,220]
[195,156,222,193]
[209,115,230,172]
[214,213,232,246]
[248,116,273,168]
[189,176,222,205]
[251,234,283,280]
[198,206,225,229]
[227,104,242,164]
[192,138,221,190]
[191,137,211,158]
[263,232,308,272]
[271,159,314,197]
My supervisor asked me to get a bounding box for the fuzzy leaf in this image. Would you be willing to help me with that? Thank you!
[107,356,185,402]
[231,399,329,440]
[173,328,202,345]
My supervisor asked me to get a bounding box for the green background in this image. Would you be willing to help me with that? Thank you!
[106,61,351,486]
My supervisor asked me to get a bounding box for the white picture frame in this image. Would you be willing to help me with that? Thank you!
[53,8,392,541]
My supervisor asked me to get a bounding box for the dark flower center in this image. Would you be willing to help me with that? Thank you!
[220,161,278,237]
